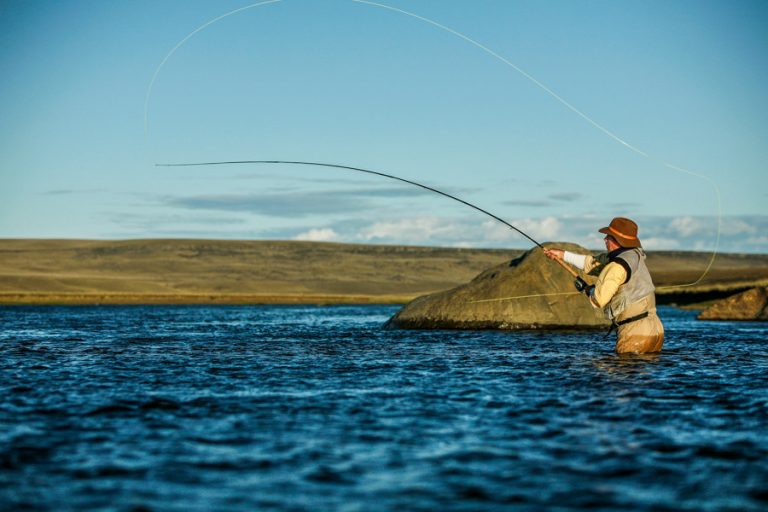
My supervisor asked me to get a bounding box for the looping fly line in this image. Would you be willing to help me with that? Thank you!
[145,0,722,291]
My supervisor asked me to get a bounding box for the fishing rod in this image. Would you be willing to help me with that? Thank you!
[156,159,581,281]
[157,159,548,246]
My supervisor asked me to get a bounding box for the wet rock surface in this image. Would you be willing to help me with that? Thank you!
[698,287,768,321]
[389,243,610,330]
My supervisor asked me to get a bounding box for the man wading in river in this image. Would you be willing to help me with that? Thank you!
[544,217,664,354]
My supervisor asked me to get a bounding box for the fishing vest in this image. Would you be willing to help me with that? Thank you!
[601,248,656,320]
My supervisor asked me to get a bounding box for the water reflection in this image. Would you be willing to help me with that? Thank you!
[592,352,663,373]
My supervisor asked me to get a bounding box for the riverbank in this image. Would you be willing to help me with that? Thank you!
[2,239,767,306]
[0,292,413,306]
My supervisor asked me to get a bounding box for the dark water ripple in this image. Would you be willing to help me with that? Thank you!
[1,305,766,511]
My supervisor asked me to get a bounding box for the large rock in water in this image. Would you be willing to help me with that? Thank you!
[697,287,768,321]
[388,243,610,330]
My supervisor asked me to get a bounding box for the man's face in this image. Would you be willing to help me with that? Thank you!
[604,235,620,251]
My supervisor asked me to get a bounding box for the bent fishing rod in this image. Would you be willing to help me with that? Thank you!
[156,159,580,278]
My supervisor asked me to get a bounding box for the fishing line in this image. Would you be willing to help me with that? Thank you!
[146,0,722,288]
[350,0,722,289]
[143,0,283,138]
[469,291,580,304]
[156,160,545,248]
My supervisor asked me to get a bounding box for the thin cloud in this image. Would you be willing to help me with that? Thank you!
[608,202,642,209]
[720,218,757,236]
[746,235,768,246]
[345,187,432,199]
[502,199,552,208]
[165,187,432,217]
[501,192,582,207]
[549,192,582,202]
[102,208,768,253]
[106,212,247,227]
[229,172,372,185]
[641,237,681,250]
[102,228,260,239]
[43,188,109,196]
[195,170,480,196]
[668,216,707,237]
[168,193,360,217]
[294,228,339,242]
[341,214,767,252]
[358,216,467,244]
[514,216,563,240]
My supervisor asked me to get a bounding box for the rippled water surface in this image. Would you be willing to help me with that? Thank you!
[1,305,766,511]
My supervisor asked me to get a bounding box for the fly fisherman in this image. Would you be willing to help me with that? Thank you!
[544,217,664,354]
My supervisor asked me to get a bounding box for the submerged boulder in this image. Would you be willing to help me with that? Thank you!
[388,243,610,330]
[697,287,768,321]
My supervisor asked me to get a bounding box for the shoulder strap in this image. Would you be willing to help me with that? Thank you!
[610,248,640,284]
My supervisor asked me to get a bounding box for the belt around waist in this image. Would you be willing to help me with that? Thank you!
[606,311,649,337]
[617,311,649,325]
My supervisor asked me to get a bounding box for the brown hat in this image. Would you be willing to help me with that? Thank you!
[599,217,641,248]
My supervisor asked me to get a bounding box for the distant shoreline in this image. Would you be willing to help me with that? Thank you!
[4,285,767,307]
[7,286,768,308]
[2,239,767,307]
[0,293,413,306]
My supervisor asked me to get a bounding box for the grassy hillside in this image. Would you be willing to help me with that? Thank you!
[1,239,766,305]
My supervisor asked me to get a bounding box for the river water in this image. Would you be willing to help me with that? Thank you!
[1,305,766,511]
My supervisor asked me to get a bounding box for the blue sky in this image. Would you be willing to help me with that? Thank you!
[1,0,766,252]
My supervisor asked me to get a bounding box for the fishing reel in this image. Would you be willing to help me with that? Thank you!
[573,277,595,296]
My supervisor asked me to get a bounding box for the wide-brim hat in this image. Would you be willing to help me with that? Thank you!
[599,217,641,248]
